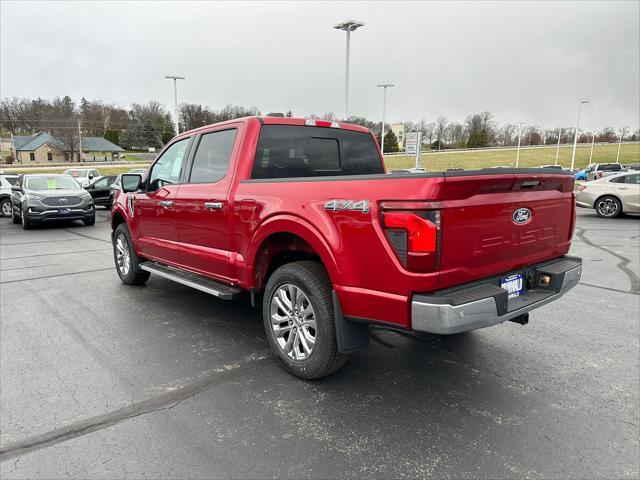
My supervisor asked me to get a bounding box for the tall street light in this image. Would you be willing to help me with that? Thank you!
[589,132,595,164]
[334,20,364,120]
[570,100,589,171]
[165,75,185,135]
[515,122,525,167]
[555,128,562,165]
[616,127,627,164]
[377,84,394,155]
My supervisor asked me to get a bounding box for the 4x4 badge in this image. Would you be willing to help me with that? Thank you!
[324,199,369,213]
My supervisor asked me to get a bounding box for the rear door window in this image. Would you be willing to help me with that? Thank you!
[251,125,383,179]
[624,174,640,184]
[188,129,237,183]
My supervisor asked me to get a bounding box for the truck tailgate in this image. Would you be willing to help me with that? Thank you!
[437,172,575,289]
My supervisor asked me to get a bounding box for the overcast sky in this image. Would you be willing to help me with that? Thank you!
[1,1,638,130]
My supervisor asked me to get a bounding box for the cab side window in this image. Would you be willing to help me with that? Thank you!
[189,129,237,183]
[148,138,190,191]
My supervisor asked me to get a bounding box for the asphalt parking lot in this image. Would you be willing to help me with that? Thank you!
[0,208,638,479]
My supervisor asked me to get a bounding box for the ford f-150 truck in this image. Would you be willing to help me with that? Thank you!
[111,116,582,379]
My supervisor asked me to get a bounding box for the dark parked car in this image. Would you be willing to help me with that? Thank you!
[86,175,118,208]
[10,174,95,229]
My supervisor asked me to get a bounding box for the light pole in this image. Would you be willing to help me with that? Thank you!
[515,122,525,167]
[165,75,185,135]
[334,20,364,120]
[616,127,627,164]
[589,132,595,164]
[570,100,589,171]
[377,84,394,155]
[555,128,562,165]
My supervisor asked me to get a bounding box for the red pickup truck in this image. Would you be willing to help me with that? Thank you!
[111,116,582,379]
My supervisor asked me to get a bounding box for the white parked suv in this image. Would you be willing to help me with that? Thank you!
[0,174,20,217]
[63,168,101,188]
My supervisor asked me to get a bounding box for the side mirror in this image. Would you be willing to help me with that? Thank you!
[121,174,142,193]
[11,185,21,192]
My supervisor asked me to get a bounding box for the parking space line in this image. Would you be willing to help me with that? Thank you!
[0,267,114,284]
[1,247,111,260]
[0,356,274,463]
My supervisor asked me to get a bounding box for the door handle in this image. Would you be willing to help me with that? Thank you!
[618,187,628,190]
[158,200,173,208]
[204,202,224,210]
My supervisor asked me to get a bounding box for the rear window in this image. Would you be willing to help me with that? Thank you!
[251,125,383,179]
[600,164,622,171]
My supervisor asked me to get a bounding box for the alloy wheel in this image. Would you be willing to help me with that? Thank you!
[115,234,131,276]
[1,201,11,217]
[597,198,619,217]
[270,284,317,361]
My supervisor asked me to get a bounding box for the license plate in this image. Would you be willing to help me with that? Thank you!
[58,208,71,215]
[501,273,524,299]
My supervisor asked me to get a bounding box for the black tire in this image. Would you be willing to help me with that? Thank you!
[83,215,96,226]
[595,196,622,218]
[1,198,12,218]
[113,223,150,285]
[12,207,20,224]
[21,209,31,230]
[263,261,346,380]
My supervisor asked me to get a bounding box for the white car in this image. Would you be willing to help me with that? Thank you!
[576,172,640,217]
[0,174,20,217]
[63,168,101,188]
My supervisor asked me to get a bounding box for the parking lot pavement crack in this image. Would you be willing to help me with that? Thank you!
[575,226,640,294]
[0,357,274,463]
[579,282,640,296]
[2,247,111,260]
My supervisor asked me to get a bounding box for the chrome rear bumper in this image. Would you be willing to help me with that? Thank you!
[411,256,582,335]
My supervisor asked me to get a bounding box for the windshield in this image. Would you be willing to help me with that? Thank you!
[25,175,82,190]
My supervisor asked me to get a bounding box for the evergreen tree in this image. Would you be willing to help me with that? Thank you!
[104,129,119,145]
[383,128,399,153]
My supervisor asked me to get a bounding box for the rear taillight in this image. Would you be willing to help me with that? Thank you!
[381,202,441,272]
[578,185,588,192]
[597,171,603,178]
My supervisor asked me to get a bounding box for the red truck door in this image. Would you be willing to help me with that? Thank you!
[134,137,191,265]
[173,127,239,282]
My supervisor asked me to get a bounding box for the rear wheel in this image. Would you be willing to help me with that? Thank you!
[596,196,622,218]
[1,199,11,218]
[113,223,150,285]
[263,261,346,379]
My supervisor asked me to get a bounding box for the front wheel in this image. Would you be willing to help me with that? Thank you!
[21,209,31,230]
[263,261,346,380]
[83,215,95,226]
[596,196,622,218]
[113,223,150,285]
[12,207,20,224]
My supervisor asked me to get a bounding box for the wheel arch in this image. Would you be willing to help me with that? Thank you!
[593,193,624,212]
[248,215,340,292]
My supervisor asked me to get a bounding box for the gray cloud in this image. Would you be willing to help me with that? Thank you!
[1,0,638,130]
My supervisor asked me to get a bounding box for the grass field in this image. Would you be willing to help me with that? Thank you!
[3,143,638,176]
[385,142,640,171]
[3,165,148,175]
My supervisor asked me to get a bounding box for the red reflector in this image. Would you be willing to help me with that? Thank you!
[578,185,588,192]
[383,212,437,252]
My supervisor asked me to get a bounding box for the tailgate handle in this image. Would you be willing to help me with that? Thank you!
[520,180,541,188]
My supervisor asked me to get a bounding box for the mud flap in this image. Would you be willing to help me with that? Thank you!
[333,290,369,354]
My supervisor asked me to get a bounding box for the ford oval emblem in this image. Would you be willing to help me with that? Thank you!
[513,208,532,224]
